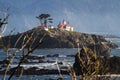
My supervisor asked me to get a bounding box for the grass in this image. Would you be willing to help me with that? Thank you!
[0,30,46,80]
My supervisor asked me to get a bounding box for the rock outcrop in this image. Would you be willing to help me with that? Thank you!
[73,47,120,75]
[2,28,118,49]
[110,56,120,74]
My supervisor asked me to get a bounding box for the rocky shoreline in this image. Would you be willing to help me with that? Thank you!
[0,54,120,76]
[0,54,72,75]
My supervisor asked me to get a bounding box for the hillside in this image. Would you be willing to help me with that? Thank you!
[2,28,118,55]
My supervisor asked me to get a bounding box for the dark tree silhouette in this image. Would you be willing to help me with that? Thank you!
[0,14,9,28]
[36,14,53,26]
[0,14,9,35]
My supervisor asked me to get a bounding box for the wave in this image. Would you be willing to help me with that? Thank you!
[10,62,57,70]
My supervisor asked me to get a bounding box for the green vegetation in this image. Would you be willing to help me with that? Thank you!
[49,28,56,33]
[36,14,53,26]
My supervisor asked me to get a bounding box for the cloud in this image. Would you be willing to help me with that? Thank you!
[1,0,120,35]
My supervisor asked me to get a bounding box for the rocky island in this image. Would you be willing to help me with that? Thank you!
[0,28,120,80]
[3,28,117,49]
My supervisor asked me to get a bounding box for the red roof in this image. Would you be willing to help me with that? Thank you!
[37,26,47,29]
[59,23,71,27]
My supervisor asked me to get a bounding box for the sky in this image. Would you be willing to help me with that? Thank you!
[0,0,120,35]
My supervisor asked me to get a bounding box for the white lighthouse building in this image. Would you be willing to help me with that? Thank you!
[58,20,73,31]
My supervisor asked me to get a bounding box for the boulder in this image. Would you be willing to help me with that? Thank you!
[73,47,120,75]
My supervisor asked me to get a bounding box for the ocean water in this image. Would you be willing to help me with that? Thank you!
[1,75,120,80]
[0,48,78,80]
[106,38,120,56]
[0,38,120,80]
[0,75,75,80]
